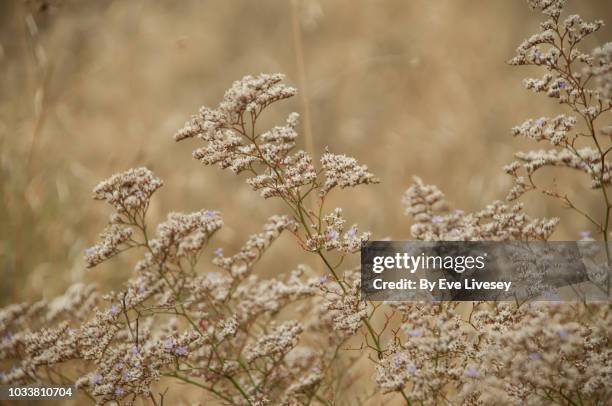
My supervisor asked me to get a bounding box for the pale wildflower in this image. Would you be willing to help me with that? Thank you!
[84,225,133,268]
[174,346,188,356]
[213,215,297,277]
[402,176,448,221]
[92,167,162,215]
[505,0,612,209]
[317,272,367,336]
[174,73,296,141]
[91,374,102,385]
[173,71,381,209]
[244,321,303,362]
[403,177,558,241]
[466,303,612,404]
[215,317,238,340]
[586,42,612,103]
[465,366,479,378]
[145,209,223,264]
[320,150,379,196]
[511,147,612,189]
[305,208,370,253]
[511,115,576,145]
[285,369,324,397]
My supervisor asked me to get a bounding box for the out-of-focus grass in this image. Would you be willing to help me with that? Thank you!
[1,0,611,306]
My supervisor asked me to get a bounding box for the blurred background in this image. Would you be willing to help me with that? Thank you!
[1,0,611,307]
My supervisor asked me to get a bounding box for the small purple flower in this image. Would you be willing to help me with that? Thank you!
[394,354,402,368]
[114,387,124,397]
[432,216,444,224]
[110,305,120,315]
[466,366,479,378]
[407,329,422,338]
[529,352,541,361]
[131,346,139,355]
[175,346,188,356]
[327,230,339,241]
[204,210,217,218]
[559,81,566,89]
[347,228,357,238]
[407,365,418,375]
[214,248,223,257]
[136,278,146,294]
[579,230,591,239]
[164,339,174,350]
[84,247,96,257]
[91,374,102,385]
[536,118,545,127]
[558,329,569,339]
[319,275,328,284]
[122,371,131,381]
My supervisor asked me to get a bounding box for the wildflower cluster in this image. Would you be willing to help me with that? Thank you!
[467,303,612,404]
[375,303,476,402]
[505,0,612,243]
[1,2,610,404]
[1,166,334,405]
[380,2,611,404]
[374,301,611,405]
[1,72,381,404]
[403,176,559,241]
[85,167,164,268]
[174,73,378,207]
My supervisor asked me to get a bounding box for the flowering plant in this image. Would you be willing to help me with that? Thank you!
[0,1,610,404]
